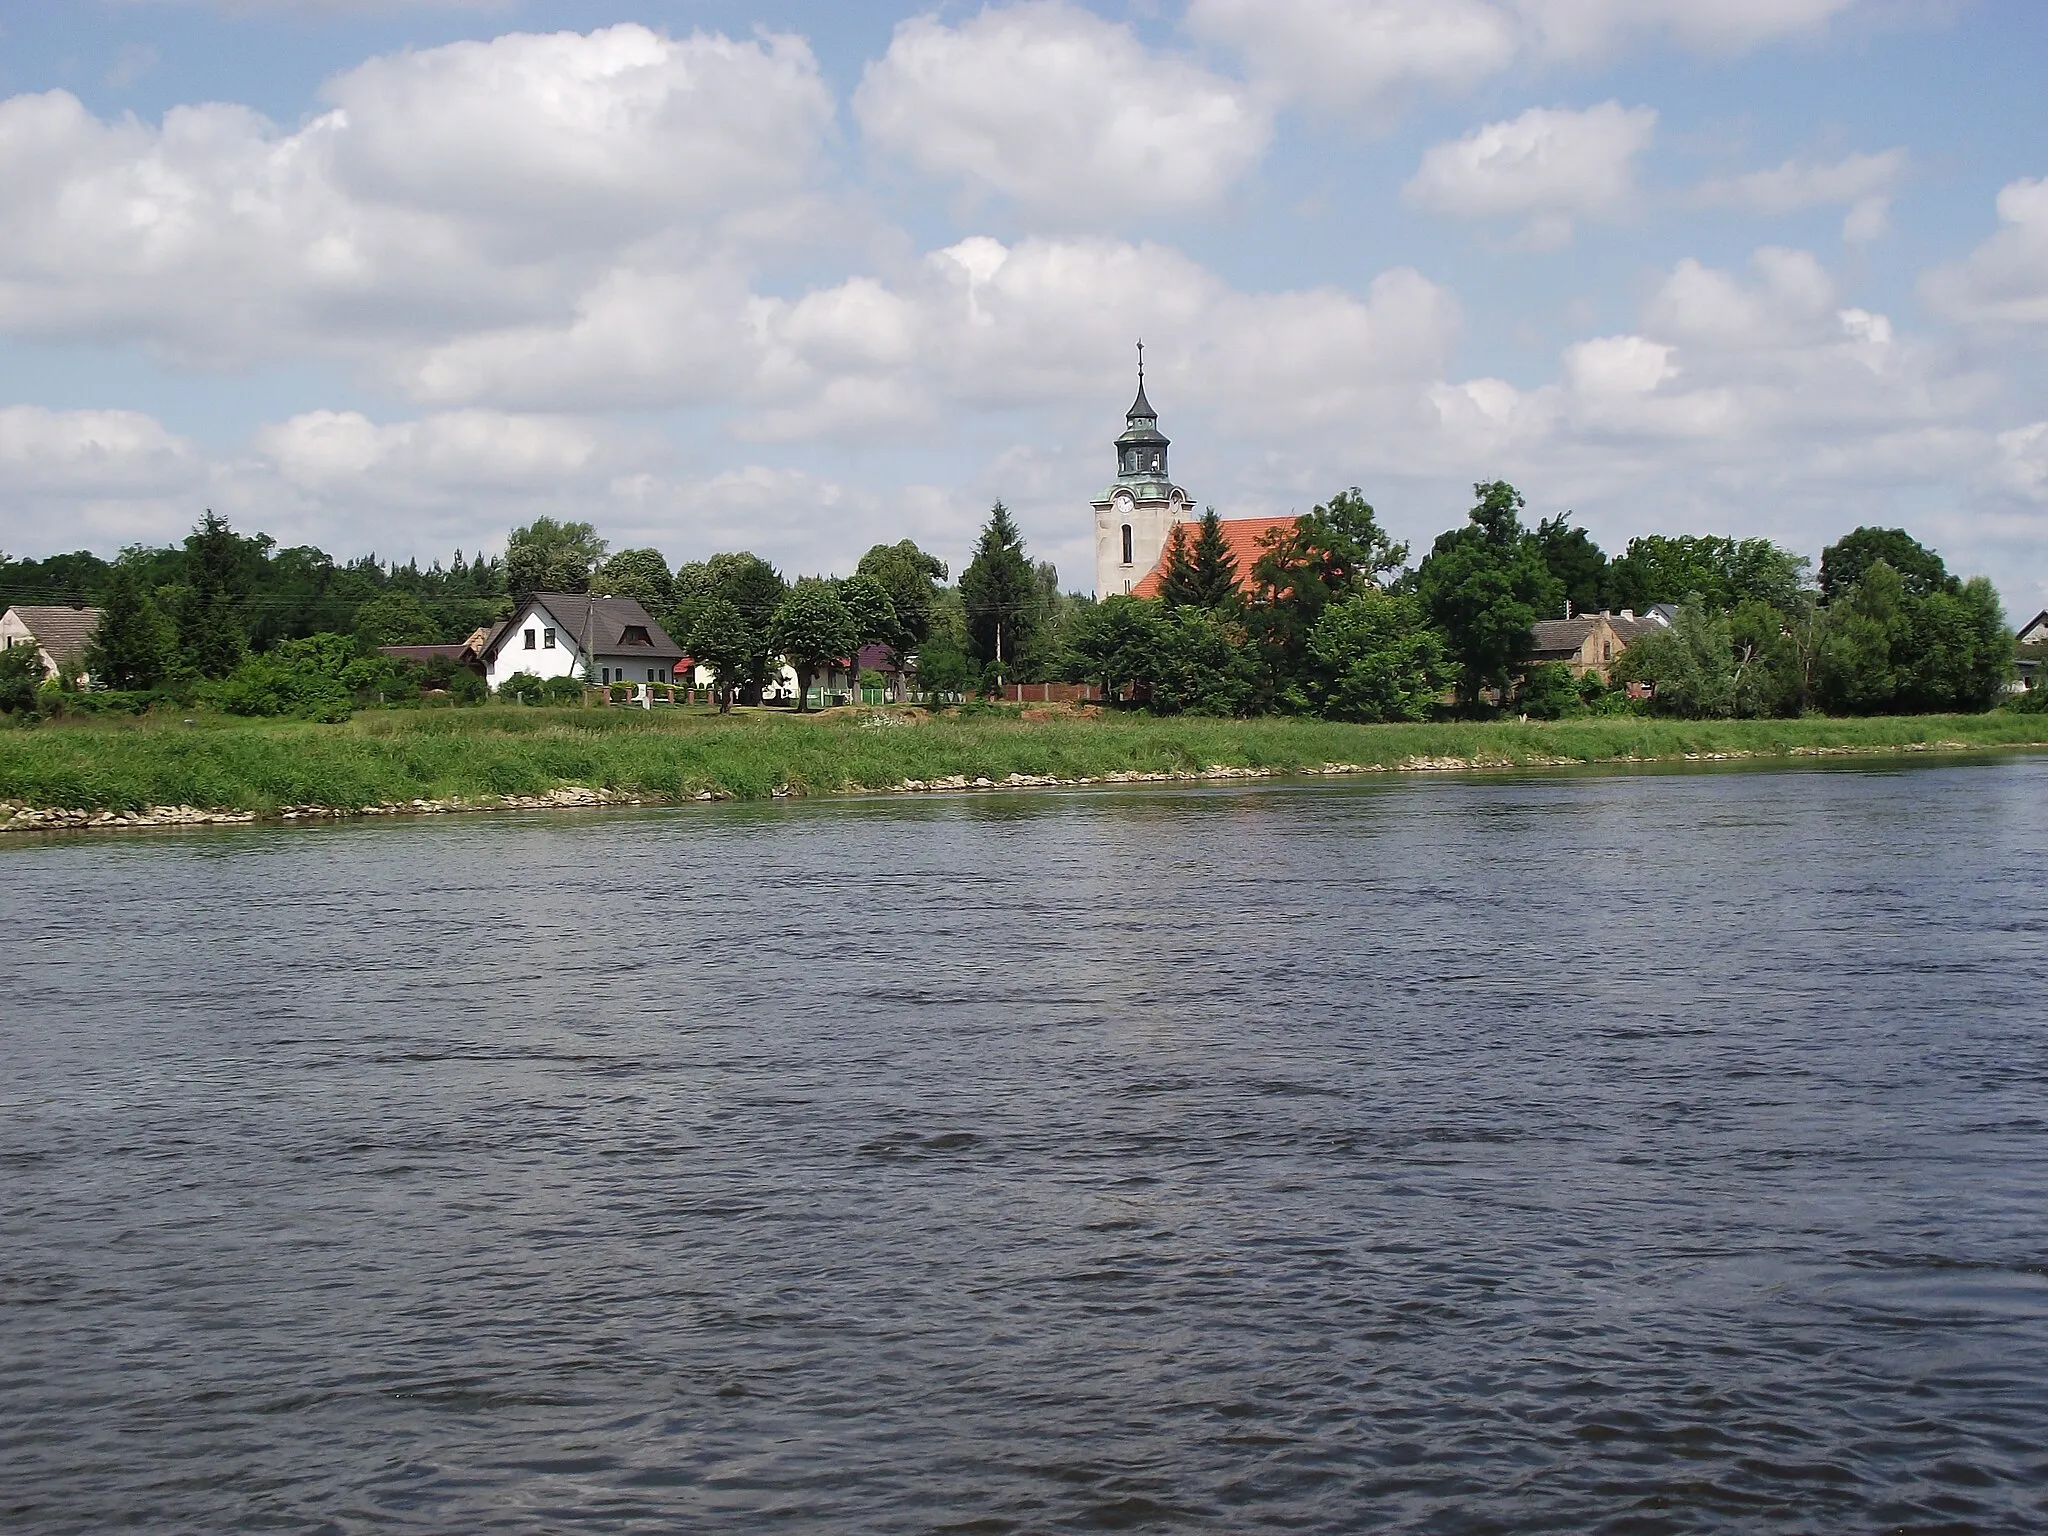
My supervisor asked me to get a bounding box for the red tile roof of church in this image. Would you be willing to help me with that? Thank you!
[1130,516,1301,599]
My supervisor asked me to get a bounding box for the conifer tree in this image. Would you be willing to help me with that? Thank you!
[176,510,251,678]
[959,502,1038,683]
[86,562,177,690]
[1159,509,1241,610]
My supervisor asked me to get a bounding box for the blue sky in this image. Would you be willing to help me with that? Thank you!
[1,0,2044,612]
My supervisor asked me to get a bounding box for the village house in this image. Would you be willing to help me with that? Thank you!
[2015,609,2047,692]
[0,604,102,687]
[1526,610,1669,683]
[477,592,684,694]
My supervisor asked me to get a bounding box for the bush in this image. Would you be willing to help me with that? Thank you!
[207,632,401,722]
[2002,683,2047,714]
[500,671,545,705]
[1516,662,1584,720]
[542,675,584,705]
[0,643,45,714]
[607,681,633,702]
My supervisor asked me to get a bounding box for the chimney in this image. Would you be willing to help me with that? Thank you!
[1620,608,1635,620]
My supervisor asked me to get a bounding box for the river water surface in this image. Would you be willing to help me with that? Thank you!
[6,758,2048,1532]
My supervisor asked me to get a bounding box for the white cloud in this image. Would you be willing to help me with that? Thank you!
[1403,102,1656,247]
[1922,176,2048,328]
[0,26,835,367]
[853,1,1269,220]
[1185,0,1518,118]
[0,405,205,496]
[1511,0,1860,60]
[1692,148,1906,243]
[1190,0,1864,116]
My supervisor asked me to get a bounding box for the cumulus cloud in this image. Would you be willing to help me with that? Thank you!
[1691,148,1906,243]
[1189,0,1863,115]
[1184,0,1518,118]
[1922,176,2048,328]
[1403,102,1656,247]
[0,25,834,367]
[854,1,1269,220]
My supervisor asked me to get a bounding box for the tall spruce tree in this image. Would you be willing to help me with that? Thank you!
[86,562,176,690]
[1158,509,1241,609]
[959,502,1037,683]
[177,511,250,678]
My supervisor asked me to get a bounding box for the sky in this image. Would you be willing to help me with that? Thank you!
[1,0,2045,611]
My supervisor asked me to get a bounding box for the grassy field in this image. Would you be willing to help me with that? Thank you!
[2,704,2046,817]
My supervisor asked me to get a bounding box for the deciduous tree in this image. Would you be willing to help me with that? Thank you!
[768,580,858,712]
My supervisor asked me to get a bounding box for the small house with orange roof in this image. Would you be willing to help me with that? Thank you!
[1129,515,1299,600]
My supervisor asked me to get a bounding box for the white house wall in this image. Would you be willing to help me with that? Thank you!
[487,600,585,690]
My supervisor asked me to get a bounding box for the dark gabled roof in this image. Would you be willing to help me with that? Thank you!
[4,605,102,671]
[486,592,684,663]
[1528,617,1599,656]
[1528,612,1666,658]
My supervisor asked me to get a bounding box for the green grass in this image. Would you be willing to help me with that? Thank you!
[2,704,2045,815]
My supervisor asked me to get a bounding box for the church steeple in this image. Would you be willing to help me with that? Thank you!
[1115,340,1169,484]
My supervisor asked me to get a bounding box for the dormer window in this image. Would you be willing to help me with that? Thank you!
[620,625,651,647]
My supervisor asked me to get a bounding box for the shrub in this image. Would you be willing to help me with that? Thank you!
[500,671,545,705]
[607,681,633,702]
[542,675,584,705]
[0,643,45,715]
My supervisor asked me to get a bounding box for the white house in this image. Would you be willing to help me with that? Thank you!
[477,593,685,693]
[0,605,102,686]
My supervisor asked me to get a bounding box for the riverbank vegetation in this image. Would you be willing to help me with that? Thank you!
[3,706,2045,818]
[6,482,2034,732]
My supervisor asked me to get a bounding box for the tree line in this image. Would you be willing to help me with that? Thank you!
[0,486,2028,723]
[1056,484,2021,720]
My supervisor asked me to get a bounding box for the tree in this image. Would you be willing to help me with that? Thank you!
[1296,589,1450,722]
[1416,481,1563,709]
[1157,509,1242,610]
[175,511,252,678]
[959,502,1037,683]
[768,581,858,712]
[1534,513,1609,616]
[1615,602,1737,718]
[856,540,948,663]
[687,597,754,713]
[1608,533,1808,613]
[1813,561,2010,714]
[1250,488,1408,701]
[594,547,673,611]
[85,562,177,691]
[0,637,46,713]
[837,574,899,693]
[506,518,608,597]
[1819,527,1954,602]
[671,553,787,704]
[1060,595,1161,700]
[354,591,441,648]
[1142,607,1257,715]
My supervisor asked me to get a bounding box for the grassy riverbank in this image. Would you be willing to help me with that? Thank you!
[3,705,2046,820]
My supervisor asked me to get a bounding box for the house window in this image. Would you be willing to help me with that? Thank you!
[601,667,610,683]
[543,627,556,649]
[646,668,655,682]
[1603,642,1612,662]
[620,625,650,646]
[1121,524,1133,565]
[523,628,536,649]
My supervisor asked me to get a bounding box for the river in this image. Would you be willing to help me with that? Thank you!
[5,757,2047,1532]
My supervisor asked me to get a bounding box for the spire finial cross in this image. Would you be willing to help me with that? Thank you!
[1136,337,1145,386]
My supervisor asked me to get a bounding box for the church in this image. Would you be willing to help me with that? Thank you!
[1091,356,1298,599]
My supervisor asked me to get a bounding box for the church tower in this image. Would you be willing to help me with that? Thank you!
[1093,343,1193,596]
